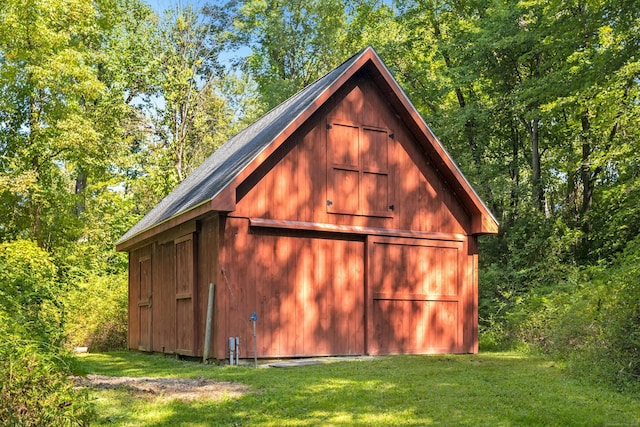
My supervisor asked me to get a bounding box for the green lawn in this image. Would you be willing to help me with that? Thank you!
[74,351,640,426]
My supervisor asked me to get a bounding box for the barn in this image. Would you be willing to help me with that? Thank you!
[116,47,498,361]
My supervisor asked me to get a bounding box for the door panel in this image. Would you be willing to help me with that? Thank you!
[326,119,393,217]
[228,219,364,358]
[367,236,463,354]
[175,234,196,356]
[138,256,152,351]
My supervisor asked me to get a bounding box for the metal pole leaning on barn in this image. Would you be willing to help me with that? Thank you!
[203,283,215,364]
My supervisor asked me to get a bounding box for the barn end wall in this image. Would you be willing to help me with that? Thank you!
[214,76,480,358]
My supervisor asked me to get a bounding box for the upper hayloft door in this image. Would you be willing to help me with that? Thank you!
[326,119,394,217]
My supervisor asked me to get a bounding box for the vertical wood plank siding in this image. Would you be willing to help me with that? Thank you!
[232,77,470,234]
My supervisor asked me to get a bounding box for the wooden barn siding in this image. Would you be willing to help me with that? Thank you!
[217,217,365,359]
[128,245,151,351]
[232,76,471,235]
[127,250,138,350]
[466,236,479,353]
[151,241,175,353]
[197,215,219,357]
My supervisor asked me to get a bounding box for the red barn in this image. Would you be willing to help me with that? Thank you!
[116,47,498,361]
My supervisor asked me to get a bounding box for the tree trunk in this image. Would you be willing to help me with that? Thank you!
[520,116,544,213]
[531,118,544,213]
[580,110,593,218]
[28,89,44,247]
[432,18,480,167]
[75,168,88,216]
[509,120,520,221]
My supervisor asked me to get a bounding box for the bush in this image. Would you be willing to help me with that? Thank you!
[0,239,62,347]
[583,237,640,389]
[495,236,640,391]
[65,273,128,352]
[0,330,94,426]
[0,240,94,426]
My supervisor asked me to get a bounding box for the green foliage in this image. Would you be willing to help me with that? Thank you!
[231,0,396,109]
[65,273,128,352]
[494,236,640,390]
[0,329,94,426]
[0,243,94,425]
[233,0,350,108]
[0,240,61,346]
[569,238,640,390]
[151,5,235,182]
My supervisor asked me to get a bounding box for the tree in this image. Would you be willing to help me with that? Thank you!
[229,0,396,110]
[0,0,155,249]
[149,5,229,182]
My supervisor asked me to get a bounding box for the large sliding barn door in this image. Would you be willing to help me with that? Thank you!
[137,256,152,351]
[226,219,364,358]
[175,234,197,356]
[254,234,364,357]
[367,236,463,354]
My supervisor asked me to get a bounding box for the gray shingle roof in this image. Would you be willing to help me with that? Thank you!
[118,47,370,245]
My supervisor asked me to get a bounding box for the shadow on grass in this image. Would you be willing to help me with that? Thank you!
[77,352,640,427]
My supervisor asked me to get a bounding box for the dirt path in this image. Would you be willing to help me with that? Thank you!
[73,374,250,401]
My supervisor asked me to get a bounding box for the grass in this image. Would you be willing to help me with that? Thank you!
[73,351,640,426]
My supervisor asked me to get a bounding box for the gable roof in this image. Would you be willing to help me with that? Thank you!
[117,46,498,251]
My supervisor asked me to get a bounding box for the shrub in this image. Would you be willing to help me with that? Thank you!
[0,240,95,426]
[65,273,128,352]
[583,237,640,390]
[0,330,94,426]
[0,239,62,346]
[495,236,640,390]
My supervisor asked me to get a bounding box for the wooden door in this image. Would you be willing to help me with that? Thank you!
[367,236,463,354]
[175,234,197,356]
[225,219,365,358]
[137,256,152,351]
[326,119,394,218]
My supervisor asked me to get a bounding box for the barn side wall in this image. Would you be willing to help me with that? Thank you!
[127,215,219,358]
